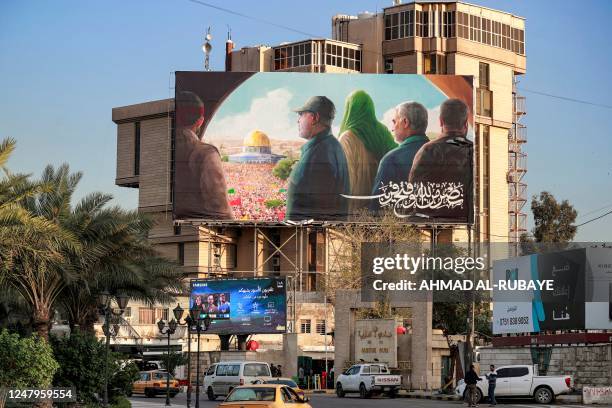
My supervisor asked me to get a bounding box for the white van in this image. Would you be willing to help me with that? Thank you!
[203,361,272,400]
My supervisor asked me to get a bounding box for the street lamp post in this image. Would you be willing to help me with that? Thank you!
[189,305,211,408]
[172,304,194,408]
[98,291,129,408]
[157,317,179,407]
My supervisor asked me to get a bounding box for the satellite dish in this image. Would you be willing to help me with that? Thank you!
[205,33,213,41]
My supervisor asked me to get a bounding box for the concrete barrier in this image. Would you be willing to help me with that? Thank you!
[583,386,612,405]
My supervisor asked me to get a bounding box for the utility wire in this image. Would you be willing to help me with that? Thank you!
[184,0,317,38]
[183,0,611,111]
[576,209,612,227]
[517,88,612,110]
[577,202,612,219]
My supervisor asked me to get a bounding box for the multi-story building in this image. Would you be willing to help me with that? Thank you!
[109,0,526,385]
[231,1,527,243]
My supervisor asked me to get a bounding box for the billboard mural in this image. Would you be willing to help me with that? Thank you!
[174,72,474,224]
[189,277,287,334]
[492,247,612,334]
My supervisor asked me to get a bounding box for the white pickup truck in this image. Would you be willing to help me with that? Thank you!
[455,364,573,404]
[336,363,402,399]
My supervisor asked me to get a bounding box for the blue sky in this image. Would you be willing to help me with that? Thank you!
[204,73,452,143]
[1,0,611,241]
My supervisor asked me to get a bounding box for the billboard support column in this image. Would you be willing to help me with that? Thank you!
[253,227,257,277]
[465,225,475,373]
[324,228,329,375]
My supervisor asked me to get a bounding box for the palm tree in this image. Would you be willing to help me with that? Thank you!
[0,140,80,341]
[1,140,184,340]
[58,195,184,332]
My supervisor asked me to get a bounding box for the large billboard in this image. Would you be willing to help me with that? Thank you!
[174,72,474,224]
[189,277,287,334]
[492,247,612,334]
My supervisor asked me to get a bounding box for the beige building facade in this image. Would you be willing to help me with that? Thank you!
[108,0,526,384]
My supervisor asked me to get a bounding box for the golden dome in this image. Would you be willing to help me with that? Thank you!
[243,130,271,147]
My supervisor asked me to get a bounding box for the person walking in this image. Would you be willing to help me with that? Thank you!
[465,364,482,407]
[485,365,497,406]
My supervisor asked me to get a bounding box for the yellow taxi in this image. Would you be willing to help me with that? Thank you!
[133,370,180,398]
[219,384,311,408]
[261,378,305,400]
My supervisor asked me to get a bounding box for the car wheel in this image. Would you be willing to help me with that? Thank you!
[336,383,345,398]
[534,387,553,404]
[144,388,155,398]
[387,388,397,399]
[463,388,482,403]
[359,383,370,399]
[207,387,216,401]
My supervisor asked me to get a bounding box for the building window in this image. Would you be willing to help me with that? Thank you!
[134,122,140,176]
[441,11,456,38]
[274,42,313,70]
[423,54,446,74]
[457,12,469,39]
[157,308,169,321]
[477,62,492,117]
[300,319,311,334]
[479,62,490,88]
[424,53,436,74]
[482,125,490,237]
[457,12,524,55]
[477,88,493,117]
[178,243,185,265]
[169,116,175,203]
[323,42,360,71]
[213,243,222,267]
[316,320,326,335]
[139,307,155,324]
[384,58,394,74]
[385,10,414,40]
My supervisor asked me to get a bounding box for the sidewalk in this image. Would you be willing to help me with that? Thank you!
[305,389,584,404]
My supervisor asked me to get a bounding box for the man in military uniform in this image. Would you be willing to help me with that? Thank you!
[286,96,349,221]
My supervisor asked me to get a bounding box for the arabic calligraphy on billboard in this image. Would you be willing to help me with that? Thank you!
[190,277,287,334]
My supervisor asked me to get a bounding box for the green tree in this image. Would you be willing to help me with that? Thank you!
[0,329,58,389]
[56,194,184,332]
[0,147,81,341]
[160,351,189,377]
[520,191,577,254]
[529,191,577,242]
[50,330,107,404]
[108,359,139,401]
[272,158,296,180]
[51,330,139,404]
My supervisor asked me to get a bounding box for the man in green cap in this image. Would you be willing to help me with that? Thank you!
[286,96,349,221]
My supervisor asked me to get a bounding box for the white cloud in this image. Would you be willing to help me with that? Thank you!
[204,88,298,142]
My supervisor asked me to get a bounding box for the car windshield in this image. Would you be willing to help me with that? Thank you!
[225,387,276,402]
[264,379,297,387]
[153,372,173,380]
[243,363,271,377]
